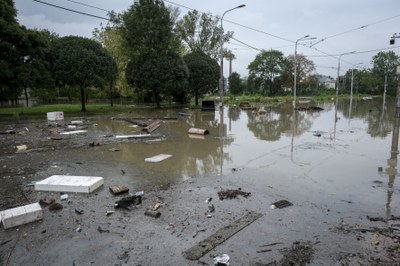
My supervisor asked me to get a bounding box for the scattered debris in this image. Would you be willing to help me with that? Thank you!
[183,211,262,260]
[188,128,209,135]
[217,188,251,200]
[105,211,114,216]
[142,120,162,133]
[115,133,152,139]
[47,111,64,121]
[60,194,69,201]
[39,196,55,206]
[35,175,104,193]
[0,203,43,229]
[48,202,63,211]
[144,209,161,218]
[16,144,28,153]
[378,167,383,172]
[239,102,257,110]
[120,169,125,175]
[109,147,120,152]
[153,202,161,211]
[89,140,100,147]
[213,254,230,265]
[313,133,322,137]
[178,112,189,116]
[208,204,215,213]
[60,130,87,135]
[260,242,284,248]
[279,241,314,266]
[257,249,272,253]
[270,200,293,209]
[295,106,324,111]
[109,185,129,195]
[144,154,172,163]
[75,209,84,215]
[114,195,142,210]
[97,226,110,233]
[192,229,207,238]
[135,191,145,197]
[205,197,212,203]
[70,120,83,125]
[76,225,82,232]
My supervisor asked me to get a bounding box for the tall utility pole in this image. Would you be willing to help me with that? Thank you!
[293,35,316,107]
[219,4,245,108]
[396,66,400,118]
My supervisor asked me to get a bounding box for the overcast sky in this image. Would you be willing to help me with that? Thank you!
[14,0,400,78]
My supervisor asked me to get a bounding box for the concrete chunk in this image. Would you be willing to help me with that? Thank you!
[0,203,42,229]
[35,175,104,193]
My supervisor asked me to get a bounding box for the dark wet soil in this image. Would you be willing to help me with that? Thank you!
[0,115,399,265]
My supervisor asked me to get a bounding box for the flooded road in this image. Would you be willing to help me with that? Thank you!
[1,97,399,265]
[78,97,399,219]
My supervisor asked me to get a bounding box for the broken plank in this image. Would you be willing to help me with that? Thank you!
[144,154,172,163]
[35,175,104,193]
[1,203,43,229]
[115,134,151,139]
[142,120,162,133]
[183,211,262,260]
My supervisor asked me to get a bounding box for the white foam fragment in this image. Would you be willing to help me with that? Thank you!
[35,175,104,193]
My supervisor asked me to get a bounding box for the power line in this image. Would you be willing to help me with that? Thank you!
[310,13,400,47]
[65,0,109,12]
[33,0,110,21]
[305,45,400,58]
[162,0,295,43]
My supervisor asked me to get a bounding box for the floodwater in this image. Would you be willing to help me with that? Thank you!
[78,97,399,217]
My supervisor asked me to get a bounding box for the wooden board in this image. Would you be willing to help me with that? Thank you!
[115,134,151,139]
[35,175,104,193]
[0,203,42,229]
[60,130,87,135]
[183,211,262,260]
[144,154,172,163]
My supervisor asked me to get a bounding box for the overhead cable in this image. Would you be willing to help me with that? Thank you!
[33,0,110,20]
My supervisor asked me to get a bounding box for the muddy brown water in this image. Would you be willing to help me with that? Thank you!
[0,97,399,265]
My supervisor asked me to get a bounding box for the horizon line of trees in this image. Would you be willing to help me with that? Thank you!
[1,0,399,110]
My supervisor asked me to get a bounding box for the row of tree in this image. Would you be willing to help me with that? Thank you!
[1,0,399,110]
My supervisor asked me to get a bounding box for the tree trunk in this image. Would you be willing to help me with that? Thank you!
[24,87,29,107]
[109,81,114,107]
[195,91,199,106]
[80,87,86,112]
[154,88,160,108]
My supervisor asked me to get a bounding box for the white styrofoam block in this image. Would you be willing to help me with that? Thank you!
[35,175,104,193]
[47,112,64,121]
[0,203,42,229]
[145,154,172,163]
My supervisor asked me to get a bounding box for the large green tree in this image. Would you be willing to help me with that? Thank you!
[49,36,117,111]
[371,51,399,96]
[228,72,243,96]
[281,54,315,95]
[247,50,287,96]
[121,0,185,107]
[183,51,219,106]
[0,0,26,104]
[93,20,131,101]
[175,10,229,60]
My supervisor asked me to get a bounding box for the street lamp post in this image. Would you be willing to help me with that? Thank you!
[293,35,316,107]
[336,51,356,98]
[219,4,245,108]
[350,63,363,98]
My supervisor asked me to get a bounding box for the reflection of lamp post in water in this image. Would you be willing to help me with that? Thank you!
[349,63,363,128]
[219,107,225,175]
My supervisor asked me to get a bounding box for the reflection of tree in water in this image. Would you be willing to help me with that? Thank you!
[178,110,233,176]
[228,106,241,121]
[246,103,313,141]
[340,98,393,138]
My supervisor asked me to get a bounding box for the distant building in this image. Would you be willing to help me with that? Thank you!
[316,74,336,89]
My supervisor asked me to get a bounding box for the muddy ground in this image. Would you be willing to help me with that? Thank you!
[0,115,399,266]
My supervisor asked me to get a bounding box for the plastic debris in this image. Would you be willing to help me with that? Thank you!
[205,197,212,203]
[60,194,69,201]
[213,254,230,265]
[16,144,28,152]
[144,209,161,218]
[208,204,215,213]
[105,211,114,216]
[144,154,172,163]
[115,195,142,210]
[270,200,293,209]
